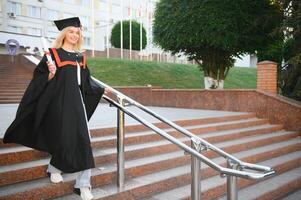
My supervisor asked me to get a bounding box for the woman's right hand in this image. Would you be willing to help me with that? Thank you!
[47,61,57,75]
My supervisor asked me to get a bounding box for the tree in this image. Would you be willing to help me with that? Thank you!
[153,0,282,89]
[257,0,301,101]
[277,0,301,101]
[110,20,147,51]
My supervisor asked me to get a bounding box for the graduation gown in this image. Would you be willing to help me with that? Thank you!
[3,47,104,173]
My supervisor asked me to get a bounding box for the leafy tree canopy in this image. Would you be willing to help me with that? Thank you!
[153,0,282,88]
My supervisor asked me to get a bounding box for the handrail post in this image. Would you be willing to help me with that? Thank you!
[191,137,202,200]
[117,96,125,189]
[227,159,238,200]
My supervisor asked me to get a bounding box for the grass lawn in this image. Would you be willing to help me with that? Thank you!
[87,57,257,89]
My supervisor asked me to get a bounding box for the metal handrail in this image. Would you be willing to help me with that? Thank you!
[102,94,275,179]
[93,77,275,175]
[26,52,275,200]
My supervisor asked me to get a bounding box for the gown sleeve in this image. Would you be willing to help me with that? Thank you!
[82,64,105,121]
[15,54,51,118]
[3,54,52,145]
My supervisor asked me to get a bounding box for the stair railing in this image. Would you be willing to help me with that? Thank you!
[92,78,275,200]
[34,39,275,199]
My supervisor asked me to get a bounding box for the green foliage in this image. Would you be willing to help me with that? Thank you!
[257,35,284,64]
[276,0,301,101]
[87,57,257,89]
[110,20,147,50]
[153,0,282,84]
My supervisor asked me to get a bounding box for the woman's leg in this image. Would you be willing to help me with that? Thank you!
[47,162,62,173]
[47,157,63,183]
[74,169,92,189]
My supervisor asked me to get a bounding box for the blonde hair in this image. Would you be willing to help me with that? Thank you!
[52,26,83,51]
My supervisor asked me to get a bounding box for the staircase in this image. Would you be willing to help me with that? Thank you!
[0,55,32,104]
[0,112,300,200]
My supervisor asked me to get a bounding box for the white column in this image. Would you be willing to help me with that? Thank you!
[120,0,123,59]
[91,0,95,57]
[146,0,149,61]
[106,0,111,58]
[139,3,142,61]
[129,0,132,60]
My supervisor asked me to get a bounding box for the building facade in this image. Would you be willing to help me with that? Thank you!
[0,0,157,53]
[0,0,255,66]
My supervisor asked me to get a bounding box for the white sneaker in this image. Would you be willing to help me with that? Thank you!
[73,187,94,200]
[47,172,63,183]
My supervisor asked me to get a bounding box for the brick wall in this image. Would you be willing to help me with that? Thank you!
[116,87,301,131]
[257,61,278,94]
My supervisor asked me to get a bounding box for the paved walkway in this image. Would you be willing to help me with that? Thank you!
[0,103,247,138]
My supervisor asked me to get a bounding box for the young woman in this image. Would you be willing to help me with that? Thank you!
[3,17,110,200]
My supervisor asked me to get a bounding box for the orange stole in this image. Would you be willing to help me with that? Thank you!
[50,48,86,68]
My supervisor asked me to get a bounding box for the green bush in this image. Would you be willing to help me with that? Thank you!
[110,20,147,50]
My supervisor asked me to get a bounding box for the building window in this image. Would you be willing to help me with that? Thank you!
[47,31,58,39]
[80,0,91,7]
[83,37,90,46]
[28,27,42,36]
[28,5,41,18]
[80,16,90,27]
[48,9,59,20]
[8,25,22,33]
[7,1,22,16]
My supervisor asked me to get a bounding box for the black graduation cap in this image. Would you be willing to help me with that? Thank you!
[54,17,81,31]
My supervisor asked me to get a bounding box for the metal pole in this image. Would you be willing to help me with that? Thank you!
[191,137,202,200]
[120,0,123,59]
[91,0,95,57]
[140,8,142,61]
[227,159,238,200]
[129,0,132,60]
[117,97,125,188]
[106,0,111,58]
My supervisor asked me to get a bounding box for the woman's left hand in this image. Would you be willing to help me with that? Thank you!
[104,87,112,95]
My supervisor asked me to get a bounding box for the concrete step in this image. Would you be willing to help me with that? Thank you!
[0,82,30,84]
[89,122,282,149]
[0,134,300,199]
[0,85,28,88]
[0,113,256,148]
[280,190,301,200]
[90,117,269,138]
[0,78,31,80]
[217,168,301,200]
[89,113,257,138]
[0,93,24,96]
[53,140,301,200]
[0,100,21,104]
[0,97,23,100]
[0,118,279,166]
[0,89,26,93]
[0,81,30,84]
[140,150,301,200]
[0,86,27,89]
[0,75,32,77]
[0,130,299,191]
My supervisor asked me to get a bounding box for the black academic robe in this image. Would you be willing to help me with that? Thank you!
[3,48,104,173]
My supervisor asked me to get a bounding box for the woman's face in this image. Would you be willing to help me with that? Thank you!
[64,27,80,46]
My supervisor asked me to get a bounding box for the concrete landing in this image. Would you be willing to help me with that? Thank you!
[0,103,248,138]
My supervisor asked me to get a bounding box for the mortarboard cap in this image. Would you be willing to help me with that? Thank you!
[54,17,81,31]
